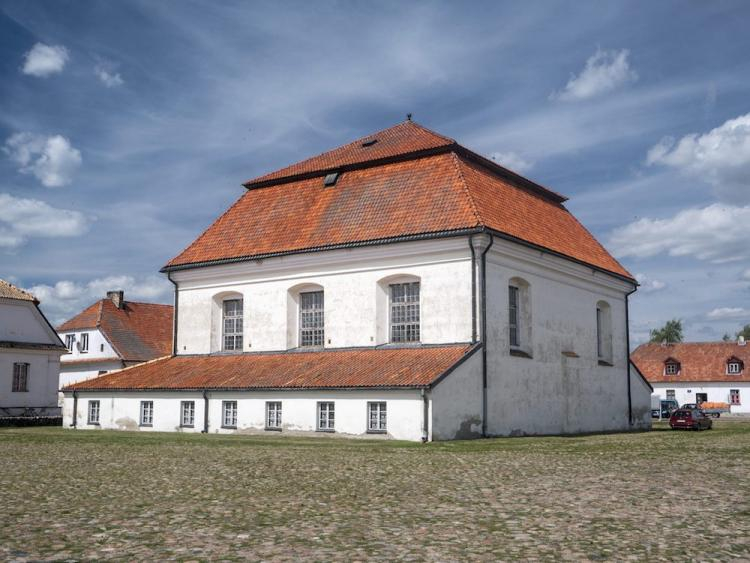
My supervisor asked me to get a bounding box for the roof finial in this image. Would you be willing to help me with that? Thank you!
[406,113,412,122]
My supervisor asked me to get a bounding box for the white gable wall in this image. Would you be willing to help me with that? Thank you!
[651,383,750,414]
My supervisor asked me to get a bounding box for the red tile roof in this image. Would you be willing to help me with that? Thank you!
[58,299,173,362]
[631,342,750,383]
[62,344,475,391]
[0,279,36,302]
[164,121,631,281]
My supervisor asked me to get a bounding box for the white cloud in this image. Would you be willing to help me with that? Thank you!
[706,307,750,321]
[3,133,82,187]
[609,203,750,263]
[646,113,750,203]
[490,151,534,173]
[21,43,69,77]
[0,193,89,248]
[552,48,637,101]
[94,64,124,88]
[742,269,750,281]
[27,275,172,324]
[635,273,666,293]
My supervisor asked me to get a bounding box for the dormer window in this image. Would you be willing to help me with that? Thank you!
[664,359,681,376]
[727,358,744,375]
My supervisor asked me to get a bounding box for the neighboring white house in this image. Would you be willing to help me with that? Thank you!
[57,290,173,387]
[0,279,67,417]
[62,120,651,440]
[632,339,750,414]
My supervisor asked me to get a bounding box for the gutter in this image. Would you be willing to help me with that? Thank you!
[469,235,478,343]
[202,389,209,433]
[421,388,429,443]
[625,285,638,425]
[469,232,494,437]
[167,273,179,356]
[71,390,78,428]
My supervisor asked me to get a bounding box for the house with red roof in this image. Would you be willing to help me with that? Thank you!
[631,338,750,413]
[1,279,67,417]
[61,120,651,440]
[57,291,173,387]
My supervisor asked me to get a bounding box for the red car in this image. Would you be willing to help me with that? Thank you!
[669,409,712,431]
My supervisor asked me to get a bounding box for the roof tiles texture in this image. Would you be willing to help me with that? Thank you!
[63,344,474,391]
[58,299,173,362]
[0,279,36,301]
[165,121,631,280]
[631,342,750,383]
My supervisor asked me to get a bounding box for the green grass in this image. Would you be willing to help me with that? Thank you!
[1,421,749,560]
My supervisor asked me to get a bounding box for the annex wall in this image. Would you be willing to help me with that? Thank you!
[429,346,483,440]
[0,348,61,415]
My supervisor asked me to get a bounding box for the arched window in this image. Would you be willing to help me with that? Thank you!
[222,297,243,351]
[376,274,421,344]
[596,300,613,365]
[727,357,744,375]
[287,283,325,349]
[508,277,531,356]
[664,358,681,376]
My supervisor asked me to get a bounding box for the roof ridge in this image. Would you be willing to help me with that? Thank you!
[450,152,484,227]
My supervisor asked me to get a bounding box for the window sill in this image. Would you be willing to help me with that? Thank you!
[180,425,194,429]
[598,359,614,367]
[87,422,100,426]
[11,390,29,393]
[221,425,237,430]
[366,429,387,434]
[316,428,335,433]
[509,348,532,359]
[265,426,282,432]
[139,424,153,427]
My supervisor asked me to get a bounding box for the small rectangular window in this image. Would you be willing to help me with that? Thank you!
[368,402,387,433]
[728,362,742,375]
[509,286,520,348]
[80,333,89,353]
[299,291,324,347]
[222,400,238,428]
[140,401,154,426]
[180,401,195,427]
[666,389,676,400]
[665,363,679,375]
[318,402,335,431]
[390,282,420,343]
[12,363,29,392]
[65,334,74,351]
[88,400,100,425]
[730,389,741,405]
[266,401,282,430]
[223,299,243,351]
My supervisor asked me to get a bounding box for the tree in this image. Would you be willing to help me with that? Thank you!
[722,333,732,342]
[736,324,750,340]
[649,319,683,343]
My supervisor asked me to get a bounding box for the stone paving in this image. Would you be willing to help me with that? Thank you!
[1,422,749,561]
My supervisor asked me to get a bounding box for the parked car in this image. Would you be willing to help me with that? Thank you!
[652,398,679,419]
[669,409,713,431]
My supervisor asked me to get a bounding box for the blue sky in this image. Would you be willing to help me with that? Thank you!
[1,0,749,344]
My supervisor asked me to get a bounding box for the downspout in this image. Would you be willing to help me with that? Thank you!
[479,234,494,437]
[625,286,637,426]
[71,391,78,428]
[167,272,179,356]
[469,236,478,343]
[202,390,209,433]
[421,388,429,443]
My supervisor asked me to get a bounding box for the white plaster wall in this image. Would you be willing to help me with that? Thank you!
[0,348,61,413]
[629,365,653,429]
[0,298,58,344]
[59,361,124,387]
[430,347,483,440]
[651,383,750,414]
[172,239,473,354]
[58,329,117,362]
[483,237,636,436]
[63,390,425,441]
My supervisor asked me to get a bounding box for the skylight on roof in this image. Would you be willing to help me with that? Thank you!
[361,138,378,147]
[323,172,339,187]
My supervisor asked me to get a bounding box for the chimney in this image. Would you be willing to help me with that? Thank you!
[107,290,125,309]
[739,335,747,346]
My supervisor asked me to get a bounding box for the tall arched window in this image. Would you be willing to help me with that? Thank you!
[287,283,325,349]
[222,297,243,351]
[596,300,613,365]
[390,280,420,343]
[508,277,531,356]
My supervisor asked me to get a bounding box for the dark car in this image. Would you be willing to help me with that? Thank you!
[669,409,712,431]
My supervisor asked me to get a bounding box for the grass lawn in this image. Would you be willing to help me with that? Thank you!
[1,422,749,561]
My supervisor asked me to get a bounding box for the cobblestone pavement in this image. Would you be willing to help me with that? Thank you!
[1,422,749,561]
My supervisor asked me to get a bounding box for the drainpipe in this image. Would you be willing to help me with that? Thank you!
[71,391,78,428]
[625,286,637,426]
[167,272,179,356]
[202,390,210,433]
[471,233,494,437]
[421,388,429,443]
[469,236,478,344]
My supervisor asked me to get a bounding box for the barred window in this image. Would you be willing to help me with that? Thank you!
[509,285,520,348]
[266,401,282,429]
[140,401,153,426]
[300,291,324,347]
[88,400,100,424]
[222,400,237,428]
[181,401,195,427]
[318,402,335,431]
[368,402,387,432]
[666,389,676,400]
[730,389,741,405]
[390,282,420,343]
[12,363,29,392]
[223,299,243,351]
